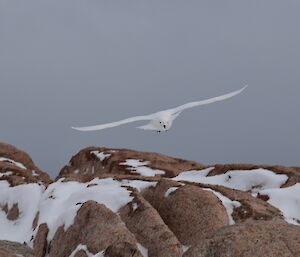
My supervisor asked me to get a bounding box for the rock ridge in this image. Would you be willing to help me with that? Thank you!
[0,143,299,257]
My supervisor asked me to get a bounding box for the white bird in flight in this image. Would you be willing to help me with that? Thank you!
[72,85,247,133]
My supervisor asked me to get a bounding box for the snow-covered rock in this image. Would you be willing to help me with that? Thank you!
[119,189,183,257]
[120,159,165,177]
[48,201,139,257]
[174,168,288,193]
[58,146,205,181]
[0,143,51,186]
[260,183,300,225]
[142,180,229,247]
[1,143,300,257]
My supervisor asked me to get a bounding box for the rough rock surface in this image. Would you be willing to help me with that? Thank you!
[0,142,51,186]
[1,144,300,257]
[119,190,183,257]
[48,201,140,257]
[182,182,283,223]
[74,251,88,257]
[142,180,229,246]
[184,220,300,257]
[104,242,142,257]
[0,240,35,257]
[58,146,205,181]
[33,223,49,257]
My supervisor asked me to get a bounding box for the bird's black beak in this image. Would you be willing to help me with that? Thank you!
[163,125,166,129]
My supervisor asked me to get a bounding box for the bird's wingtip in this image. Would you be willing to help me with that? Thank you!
[237,84,248,94]
[242,84,248,90]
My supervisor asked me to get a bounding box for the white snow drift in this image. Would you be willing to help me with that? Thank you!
[174,168,288,193]
[120,159,165,177]
[0,157,27,170]
[0,178,156,245]
[174,167,300,225]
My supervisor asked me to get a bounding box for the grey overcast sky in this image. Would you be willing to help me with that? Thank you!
[0,0,299,177]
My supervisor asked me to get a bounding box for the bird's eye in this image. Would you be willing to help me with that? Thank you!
[159,121,161,124]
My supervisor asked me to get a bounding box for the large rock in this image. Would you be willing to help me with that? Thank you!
[48,201,141,257]
[58,147,300,187]
[58,147,205,182]
[185,220,300,257]
[119,189,183,257]
[0,240,35,257]
[142,180,229,247]
[33,223,49,257]
[181,182,283,223]
[0,142,51,186]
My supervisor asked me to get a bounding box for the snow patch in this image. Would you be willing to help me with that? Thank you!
[164,187,179,197]
[181,245,191,253]
[260,183,300,225]
[121,180,157,192]
[203,188,241,225]
[174,168,300,226]
[0,177,145,245]
[120,159,165,177]
[174,168,288,193]
[92,252,105,257]
[69,244,104,257]
[132,202,138,211]
[137,243,148,257]
[38,178,133,242]
[0,171,13,177]
[31,170,39,176]
[91,151,111,162]
[0,181,43,243]
[0,157,27,170]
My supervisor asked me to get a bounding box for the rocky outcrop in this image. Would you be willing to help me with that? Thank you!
[58,146,205,182]
[119,190,183,257]
[33,223,49,257]
[0,241,35,257]
[0,143,51,186]
[48,201,140,257]
[181,182,283,223]
[142,180,229,247]
[1,143,300,257]
[54,147,300,257]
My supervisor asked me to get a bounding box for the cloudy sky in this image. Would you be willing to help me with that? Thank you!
[0,0,299,177]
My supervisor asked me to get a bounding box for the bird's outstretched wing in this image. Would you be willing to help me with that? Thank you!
[72,115,153,131]
[168,85,248,114]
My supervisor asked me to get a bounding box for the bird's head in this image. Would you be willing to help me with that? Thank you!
[156,112,173,131]
[158,120,170,131]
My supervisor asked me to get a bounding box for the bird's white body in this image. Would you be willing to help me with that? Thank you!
[72,85,247,132]
[137,111,177,132]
